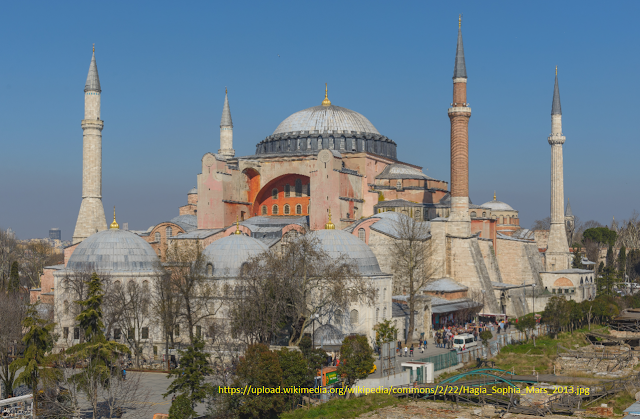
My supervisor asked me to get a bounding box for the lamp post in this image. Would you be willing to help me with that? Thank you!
[532,283,536,315]
[481,289,485,317]
[312,313,319,349]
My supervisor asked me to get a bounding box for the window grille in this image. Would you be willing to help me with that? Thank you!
[284,184,291,197]
[272,205,279,215]
[272,188,278,200]
[296,204,302,215]
[166,226,173,238]
[284,204,290,215]
[262,205,267,215]
[358,229,365,241]
[295,179,302,197]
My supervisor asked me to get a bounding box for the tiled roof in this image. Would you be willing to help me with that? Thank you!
[421,278,467,293]
[203,234,269,278]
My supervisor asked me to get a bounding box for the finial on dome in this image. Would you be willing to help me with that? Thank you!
[110,206,119,230]
[322,83,331,107]
[494,191,496,201]
[234,217,242,235]
[325,209,335,230]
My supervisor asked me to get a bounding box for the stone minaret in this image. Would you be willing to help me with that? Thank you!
[447,16,472,236]
[545,68,570,269]
[72,46,107,244]
[218,88,235,158]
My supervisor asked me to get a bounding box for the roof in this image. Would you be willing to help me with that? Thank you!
[84,51,101,92]
[453,26,467,79]
[510,229,535,241]
[431,297,481,314]
[565,199,573,217]
[392,301,415,318]
[203,234,269,277]
[188,186,197,194]
[273,105,379,135]
[552,72,562,115]
[375,199,427,208]
[67,229,159,273]
[170,214,198,232]
[541,268,594,274]
[421,278,468,293]
[497,232,533,243]
[623,401,640,419]
[491,282,525,290]
[347,212,430,240]
[375,163,434,181]
[480,197,515,212]
[170,229,223,240]
[313,229,383,275]
[221,91,233,127]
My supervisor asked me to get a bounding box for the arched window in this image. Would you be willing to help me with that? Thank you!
[358,228,366,241]
[272,205,279,215]
[295,179,302,197]
[383,288,386,301]
[396,180,402,189]
[580,277,583,284]
[350,309,359,326]
[166,226,173,238]
[415,210,421,220]
[470,211,477,218]
[284,184,291,198]
[272,188,278,200]
[296,204,302,215]
[155,232,161,242]
[261,205,267,215]
[207,263,213,276]
[284,204,290,215]
[383,307,387,320]
[482,212,486,217]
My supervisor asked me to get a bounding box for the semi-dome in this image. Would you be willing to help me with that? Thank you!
[313,229,382,275]
[203,234,269,277]
[273,105,379,136]
[67,229,159,273]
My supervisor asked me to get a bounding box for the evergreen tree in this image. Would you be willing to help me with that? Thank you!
[10,303,56,414]
[606,246,615,268]
[572,248,584,269]
[164,337,214,417]
[338,335,374,398]
[8,261,20,292]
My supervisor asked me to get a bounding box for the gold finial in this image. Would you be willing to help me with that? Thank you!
[322,83,331,107]
[459,14,462,29]
[110,206,119,229]
[325,209,335,230]
[234,217,242,235]
[493,191,496,201]
[225,86,227,95]
[92,43,95,53]
[555,66,557,76]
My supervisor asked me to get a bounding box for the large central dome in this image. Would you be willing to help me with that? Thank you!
[272,105,379,136]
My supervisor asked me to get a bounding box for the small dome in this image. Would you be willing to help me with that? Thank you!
[481,199,515,212]
[313,229,382,275]
[273,105,379,136]
[203,234,269,277]
[188,187,197,194]
[67,229,159,273]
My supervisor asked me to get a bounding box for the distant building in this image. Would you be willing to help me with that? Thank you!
[49,228,61,241]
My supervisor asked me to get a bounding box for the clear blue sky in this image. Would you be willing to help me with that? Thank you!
[1,0,638,240]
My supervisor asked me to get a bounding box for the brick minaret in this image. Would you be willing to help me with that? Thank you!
[72,45,107,244]
[218,88,235,158]
[447,16,472,236]
[545,68,570,270]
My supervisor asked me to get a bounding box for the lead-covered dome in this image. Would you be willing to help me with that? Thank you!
[313,229,382,275]
[203,234,269,277]
[273,105,379,136]
[67,229,159,273]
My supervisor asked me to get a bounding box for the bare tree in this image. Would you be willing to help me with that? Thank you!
[0,228,21,291]
[0,292,27,398]
[21,240,63,289]
[112,280,152,368]
[231,229,374,346]
[390,214,440,345]
[164,240,221,344]
[151,265,182,369]
[531,217,551,231]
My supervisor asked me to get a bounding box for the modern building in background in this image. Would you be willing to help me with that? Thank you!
[49,228,61,241]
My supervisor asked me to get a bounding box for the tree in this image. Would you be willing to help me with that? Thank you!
[0,292,27,398]
[515,315,536,345]
[389,214,439,345]
[277,348,309,408]
[298,335,327,382]
[170,394,195,419]
[112,279,152,368]
[164,241,220,343]
[164,337,213,417]
[231,229,372,346]
[10,303,56,414]
[21,240,62,289]
[0,228,20,291]
[542,296,570,337]
[338,335,374,398]
[583,227,617,248]
[374,319,399,349]
[228,343,285,419]
[479,330,493,347]
[8,261,20,292]
[572,247,585,269]
[531,217,551,231]
[151,266,182,369]
[619,245,627,279]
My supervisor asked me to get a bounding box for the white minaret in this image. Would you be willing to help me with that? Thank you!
[72,45,107,244]
[545,67,570,270]
[218,88,235,158]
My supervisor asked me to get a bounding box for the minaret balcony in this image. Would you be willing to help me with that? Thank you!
[448,106,471,115]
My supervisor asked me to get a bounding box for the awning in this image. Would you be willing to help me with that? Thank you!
[432,299,482,314]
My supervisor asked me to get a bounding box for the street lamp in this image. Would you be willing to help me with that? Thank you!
[532,283,536,314]
[481,289,485,317]
[312,314,319,349]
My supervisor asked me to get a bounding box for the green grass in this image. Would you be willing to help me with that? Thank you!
[280,393,405,419]
[590,390,636,415]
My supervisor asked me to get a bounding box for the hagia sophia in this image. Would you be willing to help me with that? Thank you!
[33,19,597,355]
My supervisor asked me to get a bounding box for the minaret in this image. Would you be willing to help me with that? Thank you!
[546,67,570,269]
[447,15,472,236]
[218,88,235,158]
[72,45,107,244]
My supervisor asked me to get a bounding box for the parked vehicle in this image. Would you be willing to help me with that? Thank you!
[452,333,477,349]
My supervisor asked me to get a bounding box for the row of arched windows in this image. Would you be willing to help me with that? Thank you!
[154,227,174,242]
[262,204,306,215]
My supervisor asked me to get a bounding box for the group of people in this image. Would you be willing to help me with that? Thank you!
[396,339,428,357]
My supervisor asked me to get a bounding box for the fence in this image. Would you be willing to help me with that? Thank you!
[416,350,459,371]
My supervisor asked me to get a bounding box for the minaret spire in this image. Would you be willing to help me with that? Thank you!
[552,67,562,115]
[73,46,107,243]
[218,88,235,159]
[453,14,467,79]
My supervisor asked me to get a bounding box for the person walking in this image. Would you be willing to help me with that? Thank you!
[410,344,414,357]
[122,368,126,381]
[404,345,408,357]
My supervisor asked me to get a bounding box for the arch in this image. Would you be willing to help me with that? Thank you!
[223,224,251,237]
[207,263,213,276]
[252,174,311,216]
[166,226,173,238]
[470,211,477,218]
[282,224,304,236]
[155,232,161,242]
[350,309,359,326]
[296,204,302,215]
[580,277,583,284]
[358,228,366,241]
[261,205,267,215]
[482,212,487,217]
[284,204,290,215]
[553,277,573,287]
[272,205,279,215]
[272,188,278,200]
[335,309,343,319]
[242,168,261,204]
[284,184,291,198]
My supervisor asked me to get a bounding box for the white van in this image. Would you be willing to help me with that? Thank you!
[452,333,477,350]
